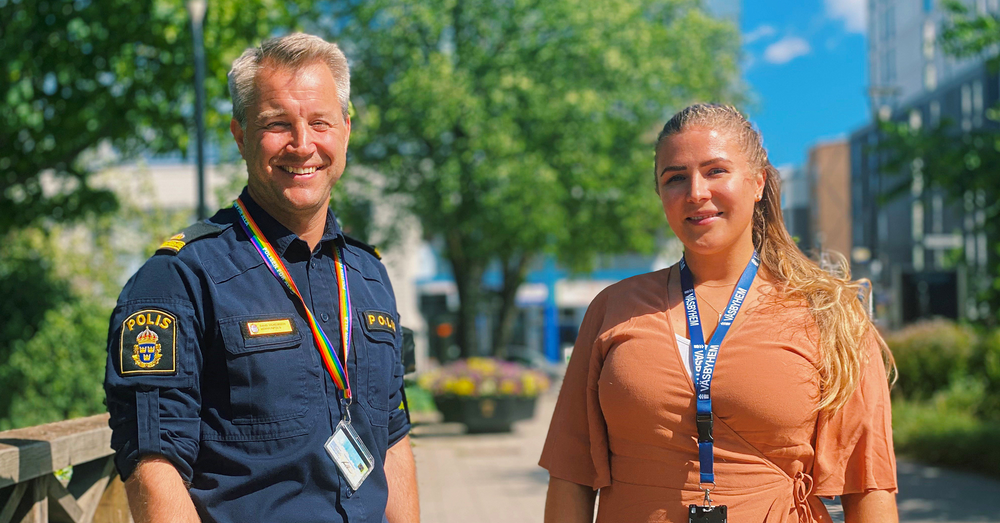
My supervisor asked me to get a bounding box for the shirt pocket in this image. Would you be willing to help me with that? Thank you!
[355,308,398,420]
[219,315,310,425]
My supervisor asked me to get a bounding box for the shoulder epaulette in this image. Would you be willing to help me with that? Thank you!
[156,221,226,255]
[344,234,382,260]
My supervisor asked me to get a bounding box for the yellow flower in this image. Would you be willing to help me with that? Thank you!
[417,372,438,390]
[449,377,476,396]
[500,380,517,395]
[467,357,497,374]
[522,374,538,396]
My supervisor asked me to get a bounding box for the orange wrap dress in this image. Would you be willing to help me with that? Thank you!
[539,268,897,522]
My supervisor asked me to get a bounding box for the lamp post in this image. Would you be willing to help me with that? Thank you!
[187,0,208,220]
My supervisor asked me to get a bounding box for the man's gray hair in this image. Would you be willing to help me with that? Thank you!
[228,33,350,128]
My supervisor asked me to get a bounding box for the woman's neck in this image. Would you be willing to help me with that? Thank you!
[682,238,757,286]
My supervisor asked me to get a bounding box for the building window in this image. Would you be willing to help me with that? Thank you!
[923,20,935,60]
[924,0,933,12]
[924,63,937,91]
[973,80,984,127]
[888,48,896,83]
[962,83,972,131]
[909,108,923,130]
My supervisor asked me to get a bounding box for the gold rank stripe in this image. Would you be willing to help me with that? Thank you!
[159,239,186,252]
[246,319,294,336]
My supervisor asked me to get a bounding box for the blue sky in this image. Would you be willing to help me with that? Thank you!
[740,0,870,168]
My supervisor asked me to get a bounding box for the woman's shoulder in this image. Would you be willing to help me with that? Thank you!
[592,268,670,306]
[580,269,670,327]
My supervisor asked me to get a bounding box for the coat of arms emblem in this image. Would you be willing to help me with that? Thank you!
[133,326,163,368]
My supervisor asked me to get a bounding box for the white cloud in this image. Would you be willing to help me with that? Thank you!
[763,36,811,64]
[743,24,777,44]
[825,0,866,33]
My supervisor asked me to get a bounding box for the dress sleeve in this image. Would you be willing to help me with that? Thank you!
[538,291,612,490]
[812,329,898,496]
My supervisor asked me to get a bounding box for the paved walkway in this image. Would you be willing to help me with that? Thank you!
[411,393,552,523]
[411,390,1000,522]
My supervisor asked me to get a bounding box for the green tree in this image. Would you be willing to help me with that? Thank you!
[0,171,192,429]
[0,0,323,235]
[0,0,327,426]
[337,0,742,355]
[879,0,1000,324]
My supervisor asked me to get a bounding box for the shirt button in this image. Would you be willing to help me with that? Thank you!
[310,260,317,269]
[321,313,330,322]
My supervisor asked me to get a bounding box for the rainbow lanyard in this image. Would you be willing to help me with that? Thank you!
[233,197,353,402]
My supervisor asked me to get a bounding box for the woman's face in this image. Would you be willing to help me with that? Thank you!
[655,125,765,257]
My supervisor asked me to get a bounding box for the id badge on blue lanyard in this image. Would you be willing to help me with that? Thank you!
[679,251,759,516]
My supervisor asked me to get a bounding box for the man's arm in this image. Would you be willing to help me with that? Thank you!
[124,456,201,523]
[384,435,419,523]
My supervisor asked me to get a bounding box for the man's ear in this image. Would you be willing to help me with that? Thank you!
[230,119,246,158]
[343,114,351,148]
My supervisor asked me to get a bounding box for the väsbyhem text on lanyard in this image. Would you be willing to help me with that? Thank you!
[679,251,759,502]
[233,198,354,409]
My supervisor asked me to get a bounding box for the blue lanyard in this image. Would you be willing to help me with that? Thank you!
[679,251,759,485]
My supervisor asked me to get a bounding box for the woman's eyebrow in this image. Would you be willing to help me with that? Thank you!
[659,157,729,176]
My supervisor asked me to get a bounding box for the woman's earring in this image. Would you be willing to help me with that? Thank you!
[755,194,762,202]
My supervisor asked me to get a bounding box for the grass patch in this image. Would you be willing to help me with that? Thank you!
[404,383,438,414]
[893,399,1000,478]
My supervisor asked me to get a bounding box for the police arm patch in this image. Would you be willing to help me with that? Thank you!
[119,309,177,376]
[363,310,397,334]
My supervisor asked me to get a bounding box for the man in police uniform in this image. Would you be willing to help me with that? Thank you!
[104,33,419,522]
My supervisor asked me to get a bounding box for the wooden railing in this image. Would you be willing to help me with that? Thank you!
[0,414,130,523]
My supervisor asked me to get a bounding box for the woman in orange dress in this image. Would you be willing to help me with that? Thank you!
[539,104,898,522]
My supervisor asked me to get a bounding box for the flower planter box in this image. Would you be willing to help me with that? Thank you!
[433,395,538,433]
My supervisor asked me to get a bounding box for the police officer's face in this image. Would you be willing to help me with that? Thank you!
[654,126,765,257]
[231,60,350,224]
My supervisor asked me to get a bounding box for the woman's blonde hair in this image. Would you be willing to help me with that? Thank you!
[655,103,894,411]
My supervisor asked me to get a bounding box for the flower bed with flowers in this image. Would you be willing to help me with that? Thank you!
[417,357,551,432]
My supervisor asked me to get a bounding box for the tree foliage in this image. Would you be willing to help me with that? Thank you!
[0,0,320,235]
[336,0,742,355]
[879,0,1000,323]
[0,0,328,427]
[0,171,191,429]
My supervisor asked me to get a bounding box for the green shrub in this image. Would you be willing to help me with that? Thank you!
[893,396,1000,478]
[884,319,979,400]
[403,382,437,414]
[0,296,111,430]
[975,329,1000,420]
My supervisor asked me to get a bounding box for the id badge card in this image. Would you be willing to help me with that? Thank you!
[325,419,374,491]
[688,504,727,523]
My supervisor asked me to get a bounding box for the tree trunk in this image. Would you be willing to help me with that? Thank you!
[491,253,532,359]
[446,231,483,359]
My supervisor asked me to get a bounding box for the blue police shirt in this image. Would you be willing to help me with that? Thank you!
[104,188,409,523]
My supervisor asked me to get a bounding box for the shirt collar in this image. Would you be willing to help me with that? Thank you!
[237,187,344,256]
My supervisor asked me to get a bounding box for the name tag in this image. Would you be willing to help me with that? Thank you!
[246,319,294,336]
[241,317,298,339]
